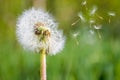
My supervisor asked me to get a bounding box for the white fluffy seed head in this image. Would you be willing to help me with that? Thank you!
[16,8,65,55]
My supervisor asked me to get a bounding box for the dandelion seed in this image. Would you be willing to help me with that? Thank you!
[90,19,95,24]
[94,25,102,30]
[72,32,80,45]
[78,12,86,22]
[108,11,116,23]
[96,14,104,20]
[93,25,102,39]
[81,0,88,10]
[72,32,79,38]
[81,0,87,5]
[108,11,116,16]
[16,8,65,55]
[71,19,80,26]
[90,6,98,15]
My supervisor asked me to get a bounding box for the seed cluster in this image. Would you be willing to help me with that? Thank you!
[34,23,51,41]
[16,8,65,55]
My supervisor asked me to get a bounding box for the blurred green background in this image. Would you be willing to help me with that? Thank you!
[0,0,120,80]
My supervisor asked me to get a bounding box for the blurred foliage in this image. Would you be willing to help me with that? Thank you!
[0,0,120,80]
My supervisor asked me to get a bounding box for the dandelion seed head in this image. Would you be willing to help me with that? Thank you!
[16,8,65,55]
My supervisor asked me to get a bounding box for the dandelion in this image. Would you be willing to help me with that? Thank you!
[16,8,65,80]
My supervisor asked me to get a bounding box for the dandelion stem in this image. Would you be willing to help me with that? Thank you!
[40,48,46,80]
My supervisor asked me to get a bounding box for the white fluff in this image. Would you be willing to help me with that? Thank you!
[16,8,65,55]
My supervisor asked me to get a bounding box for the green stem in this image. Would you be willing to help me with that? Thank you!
[40,48,46,80]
